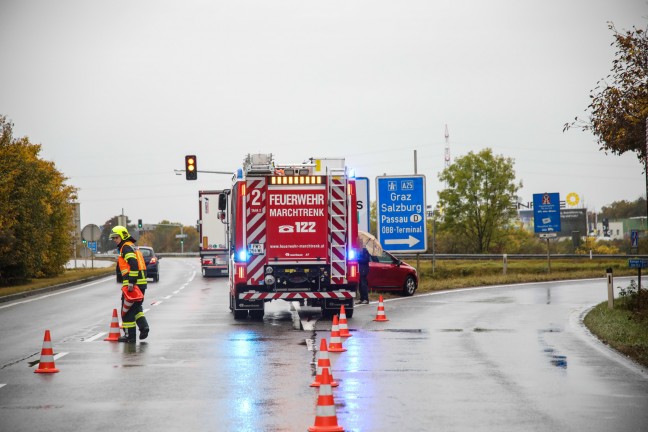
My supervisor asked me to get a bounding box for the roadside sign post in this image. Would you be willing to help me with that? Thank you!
[81,224,101,269]
[628,259,647,310]
[631,230,639,255]
[376,175,427,253]
[534,193,561,274]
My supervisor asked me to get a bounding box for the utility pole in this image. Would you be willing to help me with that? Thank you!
[645,117,648,241]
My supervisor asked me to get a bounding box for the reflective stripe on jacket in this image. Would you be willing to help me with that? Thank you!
[118,241,147,286]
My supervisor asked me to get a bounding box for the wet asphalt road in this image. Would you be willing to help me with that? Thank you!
[1,257,647,432]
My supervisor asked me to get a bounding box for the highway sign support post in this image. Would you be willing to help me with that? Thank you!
[376,175,427,254]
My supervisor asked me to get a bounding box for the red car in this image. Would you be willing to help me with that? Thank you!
[367,250,418,296]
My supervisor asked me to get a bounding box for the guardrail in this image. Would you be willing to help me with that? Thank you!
[396,253,648,261]
[97,252,648,261]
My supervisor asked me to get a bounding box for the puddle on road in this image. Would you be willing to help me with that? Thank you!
[369,329,423,333]
[471,296,515,303]
[473,327,515,333]
[538,327,568,369]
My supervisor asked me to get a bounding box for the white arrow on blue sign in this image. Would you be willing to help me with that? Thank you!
[376,175,427,253]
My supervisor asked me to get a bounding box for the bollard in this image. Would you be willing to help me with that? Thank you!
[606,268,614,309]
[503,254,508,275]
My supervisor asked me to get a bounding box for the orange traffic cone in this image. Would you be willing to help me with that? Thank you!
[104,309,121,342]
[373,295,389,322]
[311,338,338,387]
[328,315,346,353]
[308,368,344,432]
[338,305,351,338]
[34,330,59,374]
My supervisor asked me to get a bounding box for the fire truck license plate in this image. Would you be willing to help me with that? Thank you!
[248,243,265,255]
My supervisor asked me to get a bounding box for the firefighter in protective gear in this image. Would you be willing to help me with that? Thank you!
[110,225,150,342]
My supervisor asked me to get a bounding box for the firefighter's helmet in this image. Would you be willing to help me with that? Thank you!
[110,225,130,241]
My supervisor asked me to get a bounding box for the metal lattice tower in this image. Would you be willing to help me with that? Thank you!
[444,124,451,168]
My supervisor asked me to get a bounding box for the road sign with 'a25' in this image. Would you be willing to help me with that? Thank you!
[376,175,427,253]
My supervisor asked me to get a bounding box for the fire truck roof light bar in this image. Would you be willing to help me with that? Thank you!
[270,176,322,185]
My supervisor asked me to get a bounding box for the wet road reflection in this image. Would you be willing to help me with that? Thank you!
[1,262,647,431]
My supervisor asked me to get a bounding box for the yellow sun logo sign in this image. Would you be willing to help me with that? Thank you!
[566,192,579,207]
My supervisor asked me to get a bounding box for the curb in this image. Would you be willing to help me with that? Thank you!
[0,273,113,304]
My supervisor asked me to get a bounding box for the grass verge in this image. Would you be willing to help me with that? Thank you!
[0,267,114,298]
[584,296,648,368]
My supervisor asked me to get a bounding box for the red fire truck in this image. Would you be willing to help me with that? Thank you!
[219,154,359,320]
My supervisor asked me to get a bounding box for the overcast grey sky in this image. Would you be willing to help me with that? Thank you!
[1,0,647,228]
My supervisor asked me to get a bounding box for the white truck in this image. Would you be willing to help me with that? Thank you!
[198,190,229,277]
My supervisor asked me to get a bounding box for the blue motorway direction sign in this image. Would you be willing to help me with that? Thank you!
[628,259,648,269]
[533,192,561,233]
[376,175,427,253]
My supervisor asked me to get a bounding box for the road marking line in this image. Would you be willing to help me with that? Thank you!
[143,308,150,313]
[151,301,162,306]
[173,290,180,294]
[85,332,107,342]
[53,352,68,361]
[164,295,172,300]
[0,384,6,389]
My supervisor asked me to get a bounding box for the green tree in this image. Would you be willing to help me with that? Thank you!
[564,23,648,159]
[437,148,521,253]
[0,115,77,284]
[369,200,377,236]
[600,197,646,219]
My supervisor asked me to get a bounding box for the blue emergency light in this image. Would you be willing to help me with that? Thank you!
[238,249,248,262]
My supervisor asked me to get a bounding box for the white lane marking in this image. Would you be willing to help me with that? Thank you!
[84,332,107,342]
[0,278,111,309]
[164,295,172,300]
[151,301,162,306]
[0,384,6,390]
[173,290,180,294]
[53,352,68,361]
[143,308,150,313]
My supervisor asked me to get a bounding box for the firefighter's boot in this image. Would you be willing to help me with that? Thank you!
[117,327,136,343]
[137,316,150,340]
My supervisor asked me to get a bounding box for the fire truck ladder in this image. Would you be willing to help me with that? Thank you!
[328,167,348,281]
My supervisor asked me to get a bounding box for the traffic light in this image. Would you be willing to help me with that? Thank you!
[185,155,197,180]
[138,219,143,229]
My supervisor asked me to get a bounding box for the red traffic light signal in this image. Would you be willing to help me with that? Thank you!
[185,155,197,180]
